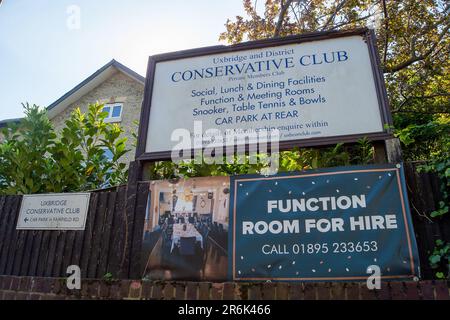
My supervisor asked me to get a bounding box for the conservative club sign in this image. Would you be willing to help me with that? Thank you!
[16,193,90,230]
[136,28,392,161]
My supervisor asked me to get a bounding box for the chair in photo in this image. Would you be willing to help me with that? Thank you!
[148,229,161,254]
[218,223,226,247]
[179,236,197,256]
[201,227,210,276]
[161,228,167,249]
[212,222,219,239]
[202,227,209,243]
[161,228,173,256]
[160,228,175,267]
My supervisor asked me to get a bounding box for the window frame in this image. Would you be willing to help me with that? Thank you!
[102,103,123,123]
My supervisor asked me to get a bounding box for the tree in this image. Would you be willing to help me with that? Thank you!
[218,0,449,187]
[219,0,449,160]
[0,103,129,194]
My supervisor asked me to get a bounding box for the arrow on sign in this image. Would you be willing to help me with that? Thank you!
[24,217,29,223]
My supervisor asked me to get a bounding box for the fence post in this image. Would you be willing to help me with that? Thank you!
[119,161,147,279]
[127,160,142,185]
[373,138,402,164]
[385,137,403,164]
[373,141,387,164]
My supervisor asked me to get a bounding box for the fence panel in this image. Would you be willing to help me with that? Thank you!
[0,182,150,279]
[404,162,449,279]
[0,162,447,280]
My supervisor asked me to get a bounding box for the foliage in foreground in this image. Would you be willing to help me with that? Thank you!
[0,103,129,194]
[429,239,450,279]
[146,138,374,180]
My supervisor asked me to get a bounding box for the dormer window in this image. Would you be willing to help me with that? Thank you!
[102,103,123,122]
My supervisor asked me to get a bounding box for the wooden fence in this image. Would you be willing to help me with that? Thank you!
[404,162,450,279]
[0,162,448,280]
[0,182,150,279]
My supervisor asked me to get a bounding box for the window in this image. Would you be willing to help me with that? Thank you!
[102,148,114,162]
[102,103,123,122]
[100,148,114,188]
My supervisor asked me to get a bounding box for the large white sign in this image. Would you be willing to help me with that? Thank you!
[143,31,390,156]
[16,193,90,230]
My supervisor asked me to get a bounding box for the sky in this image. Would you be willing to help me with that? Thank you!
[0,0,246,120]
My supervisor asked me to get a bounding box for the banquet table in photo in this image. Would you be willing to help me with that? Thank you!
[170,223,204,252]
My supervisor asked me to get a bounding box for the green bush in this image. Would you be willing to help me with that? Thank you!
[429,239,450,279]
[0,103,129,194]
[146,138,375,180]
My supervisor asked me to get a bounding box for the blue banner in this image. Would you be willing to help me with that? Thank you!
[229,163,420,281]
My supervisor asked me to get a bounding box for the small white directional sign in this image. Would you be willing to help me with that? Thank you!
[16,193,90,230]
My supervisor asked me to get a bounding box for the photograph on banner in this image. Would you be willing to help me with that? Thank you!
[142,176,230,281]
[229,163,420,281]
